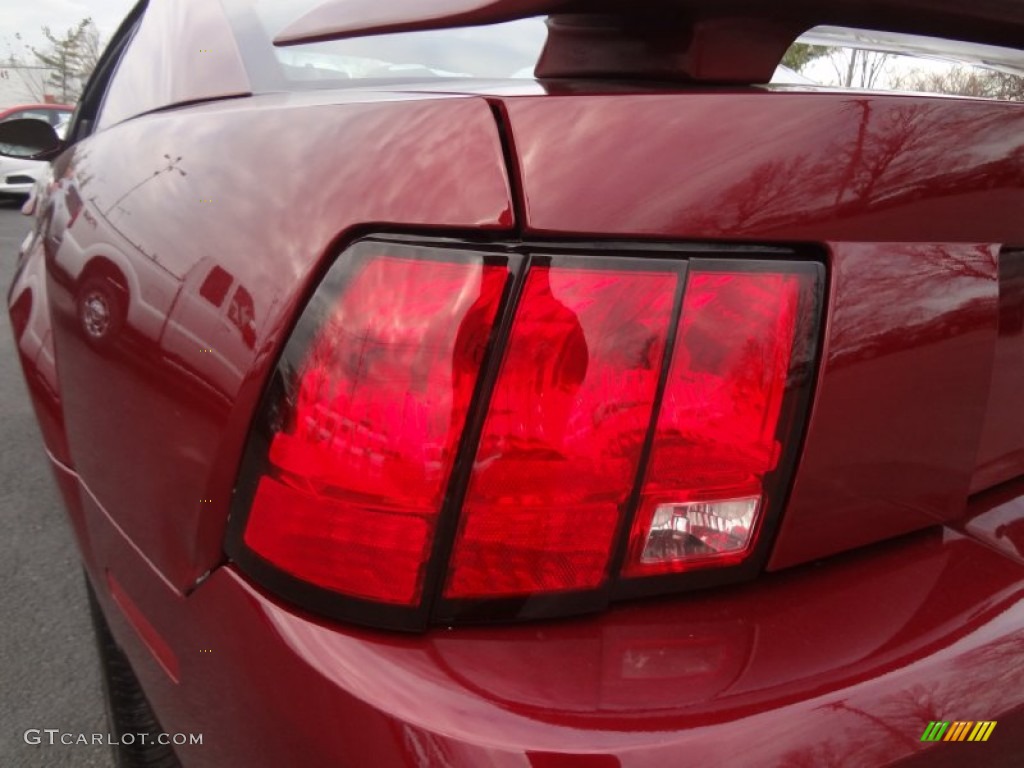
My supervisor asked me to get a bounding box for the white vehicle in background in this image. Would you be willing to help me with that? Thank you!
[36,170,269,398]
[0,154,47,200]
[0,106,73,200]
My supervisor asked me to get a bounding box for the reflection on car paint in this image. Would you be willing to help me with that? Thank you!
[15,94,513,594]
[498,91,1024,570]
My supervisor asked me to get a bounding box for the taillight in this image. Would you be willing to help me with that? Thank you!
[227,239,822,630]
[623,270,802,578]
[239,245,511,609]
[445,260,677,599]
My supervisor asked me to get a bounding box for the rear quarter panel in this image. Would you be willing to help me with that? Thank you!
[37,92,513,591]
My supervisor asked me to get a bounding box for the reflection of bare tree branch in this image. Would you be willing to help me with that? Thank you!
[956,629,1024,682]
[728,156,810,229]
[835,100,869,206]
[681,100,1017,368]
[829,102,938,208]
[921,244,998,283]
[779,739,848,768]
[828,243,996,366]
[690,99,1021,238]
[891,683,944,726]
[823,700,921,750]
[777,619,1024,767]
[848,104,933,204]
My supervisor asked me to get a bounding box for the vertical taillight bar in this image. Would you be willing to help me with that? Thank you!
[229,242,517,628]
[622,265,813,580]
[443,257,680,600]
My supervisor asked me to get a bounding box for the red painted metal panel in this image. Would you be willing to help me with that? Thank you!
[37,92,513,591]
[498,90,1020,567]
[78,479,1024,767]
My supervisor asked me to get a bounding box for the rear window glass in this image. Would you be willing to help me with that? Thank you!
[224,4,1024,96]
[781,27,1024,100]
[223,0,547,87]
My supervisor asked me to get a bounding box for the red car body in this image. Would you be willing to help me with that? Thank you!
[5,0,1024,765]
[0,104,74,124]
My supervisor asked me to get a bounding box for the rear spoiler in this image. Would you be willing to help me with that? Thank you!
[274,0,1024,83]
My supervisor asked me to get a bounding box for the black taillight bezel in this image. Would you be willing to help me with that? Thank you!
[226,233,826,631]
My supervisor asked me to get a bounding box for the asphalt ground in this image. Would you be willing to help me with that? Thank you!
[0,200,114,768]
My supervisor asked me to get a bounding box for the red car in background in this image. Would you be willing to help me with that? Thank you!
[2,0,1024,765]
[0,104,73,126]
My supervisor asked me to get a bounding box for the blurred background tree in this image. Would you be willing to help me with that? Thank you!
[891,66,1024,100]
[781,43,830,73]
[30,18,101,103]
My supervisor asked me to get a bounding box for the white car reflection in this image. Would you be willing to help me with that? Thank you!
[0,117,70,200]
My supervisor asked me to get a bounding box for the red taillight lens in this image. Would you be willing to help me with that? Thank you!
[623,270,804,577]
[242,251,508,604]
[445,260,678,598]
[230,239,821,629]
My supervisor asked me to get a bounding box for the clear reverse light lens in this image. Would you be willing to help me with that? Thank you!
[641,497,760,563]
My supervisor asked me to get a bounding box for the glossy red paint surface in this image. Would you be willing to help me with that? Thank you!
[502,92,1024,243]
[775,241,999,567]
[5,8,1024,763]
[26,91,512,591]
[957,476,1024,566]
[7,216,71,464]
[973,249,1024,493]
[107,570,181,683]
[76,460,1024,766]
[499,91,1022,568]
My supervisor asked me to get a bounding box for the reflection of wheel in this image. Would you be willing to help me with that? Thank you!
[86,575,182,768]
[76,276,125,346]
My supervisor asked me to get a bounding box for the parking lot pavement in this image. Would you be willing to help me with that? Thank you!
[0,200,113,768]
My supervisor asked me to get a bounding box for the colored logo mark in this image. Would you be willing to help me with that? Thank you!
[921,721,996,742]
